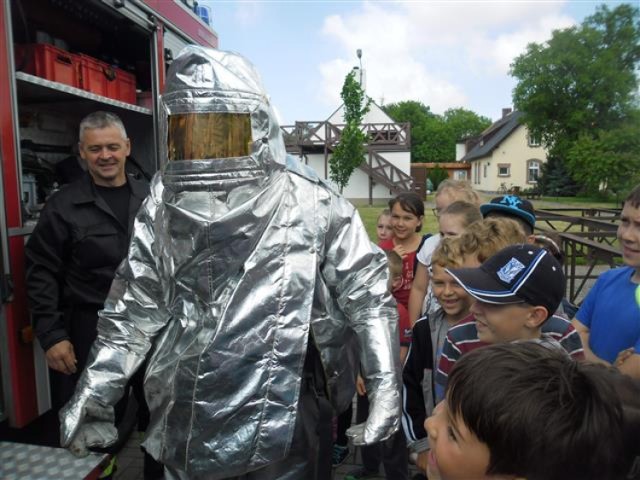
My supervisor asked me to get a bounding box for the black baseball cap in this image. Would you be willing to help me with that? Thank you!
[446,244,565,318]
[480,195,536,230]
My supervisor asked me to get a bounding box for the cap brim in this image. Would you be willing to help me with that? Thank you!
[480,204,535,228]
[445,266,523,305]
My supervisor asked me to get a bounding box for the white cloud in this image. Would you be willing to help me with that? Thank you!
[318,1,578,115]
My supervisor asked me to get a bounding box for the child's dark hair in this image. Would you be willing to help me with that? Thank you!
[624,183,640,208]
[388,192,424,232]
[446,342,640,480]
[440,200,482,228]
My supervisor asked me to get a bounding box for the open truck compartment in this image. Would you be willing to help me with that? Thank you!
[0,0,218,435]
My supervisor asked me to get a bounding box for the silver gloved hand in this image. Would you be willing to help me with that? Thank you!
[346,387,400,446]
[60,396,117,457]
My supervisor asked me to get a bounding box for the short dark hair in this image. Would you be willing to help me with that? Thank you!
[624,183,640,208]
[388,192,424,232]
[446,342,640,480]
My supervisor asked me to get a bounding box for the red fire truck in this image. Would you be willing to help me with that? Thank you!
[0,0,218,433]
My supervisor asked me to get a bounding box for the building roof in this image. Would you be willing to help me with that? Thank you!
[326,100,395,124]
[461,111,524,162]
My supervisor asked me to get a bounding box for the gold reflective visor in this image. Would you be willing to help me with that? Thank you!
[167,113,252,160]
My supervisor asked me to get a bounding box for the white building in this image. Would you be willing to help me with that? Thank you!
[281,102,413,202]
[459,109,548,193]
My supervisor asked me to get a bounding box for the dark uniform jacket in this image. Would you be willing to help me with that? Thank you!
[25,173,149,371]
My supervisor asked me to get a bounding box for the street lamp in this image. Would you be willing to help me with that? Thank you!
[356,49,363,86]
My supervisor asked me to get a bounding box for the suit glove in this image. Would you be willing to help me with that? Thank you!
[60,396,117,457]
[346,387,400,446]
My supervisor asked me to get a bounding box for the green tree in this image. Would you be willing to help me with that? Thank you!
[428,166,449,191]
[565,120,640,195]
[511,4,640,163]
[329,71,371,192]
[383,102,490,162]
[536,156,580,197]
[442,108,492,145]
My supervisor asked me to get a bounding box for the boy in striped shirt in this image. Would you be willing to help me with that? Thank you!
[435,244,584,400]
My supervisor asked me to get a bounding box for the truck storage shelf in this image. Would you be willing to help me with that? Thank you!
[16,72,152,115]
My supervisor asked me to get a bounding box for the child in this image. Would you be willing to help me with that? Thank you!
[425,342,640,480]
[480,194,536,236]
[574,183,640,370]
[409,197,481,325]
[436,244,585,399]
[401,236,474,475]
[379,192,425,309]
[343,251,409,480]
[376,209,393,242]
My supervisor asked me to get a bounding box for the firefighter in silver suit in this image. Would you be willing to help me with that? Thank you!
[60,46,401,479]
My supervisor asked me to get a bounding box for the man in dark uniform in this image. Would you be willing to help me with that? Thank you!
[25,111,153,474]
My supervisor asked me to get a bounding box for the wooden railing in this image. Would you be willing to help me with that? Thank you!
[281,121,410,149]
[534,208,623,304]
[359,149,413,195]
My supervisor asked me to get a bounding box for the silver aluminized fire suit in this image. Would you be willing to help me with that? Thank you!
[60,46,400,479]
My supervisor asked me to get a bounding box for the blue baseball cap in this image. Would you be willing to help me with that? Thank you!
[480,195,536,231]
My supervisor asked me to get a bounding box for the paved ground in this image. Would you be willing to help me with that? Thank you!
[115,432,421,479]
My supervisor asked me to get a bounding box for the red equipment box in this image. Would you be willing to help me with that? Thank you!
[14,44,80,88]
[78,54,136,104]
[77,53,111,98]
[106,67,137,104]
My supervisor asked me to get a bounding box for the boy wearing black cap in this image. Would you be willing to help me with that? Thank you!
[435,244,584,396]
[480,194,536,236]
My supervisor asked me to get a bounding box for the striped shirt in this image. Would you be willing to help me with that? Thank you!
[435,314,585,401]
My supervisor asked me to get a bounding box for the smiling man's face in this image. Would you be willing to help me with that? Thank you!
[79,125,130,187]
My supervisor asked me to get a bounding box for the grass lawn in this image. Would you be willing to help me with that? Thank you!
[535,196,620,209]
[356,196,620,244]
[357,204,439,242]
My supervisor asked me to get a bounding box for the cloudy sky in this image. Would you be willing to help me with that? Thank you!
[200,1,623,125]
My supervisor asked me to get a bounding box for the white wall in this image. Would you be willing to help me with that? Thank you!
[301,150,410,201]
[471,125,547,192]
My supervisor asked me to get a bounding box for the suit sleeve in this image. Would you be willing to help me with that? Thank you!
[322,194,401,444]
[60,175,172,446]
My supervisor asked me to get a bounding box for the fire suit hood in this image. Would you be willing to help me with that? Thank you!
[159,46,287,191]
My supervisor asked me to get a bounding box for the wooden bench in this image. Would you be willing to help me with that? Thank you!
[523,189,541,199]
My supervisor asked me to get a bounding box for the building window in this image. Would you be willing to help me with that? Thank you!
[527,159,541,183]
[528,134,541,147]
[498,164,511,177]
[483,164,487,178]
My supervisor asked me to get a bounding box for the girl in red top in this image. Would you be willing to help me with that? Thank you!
[379,192,424,308]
